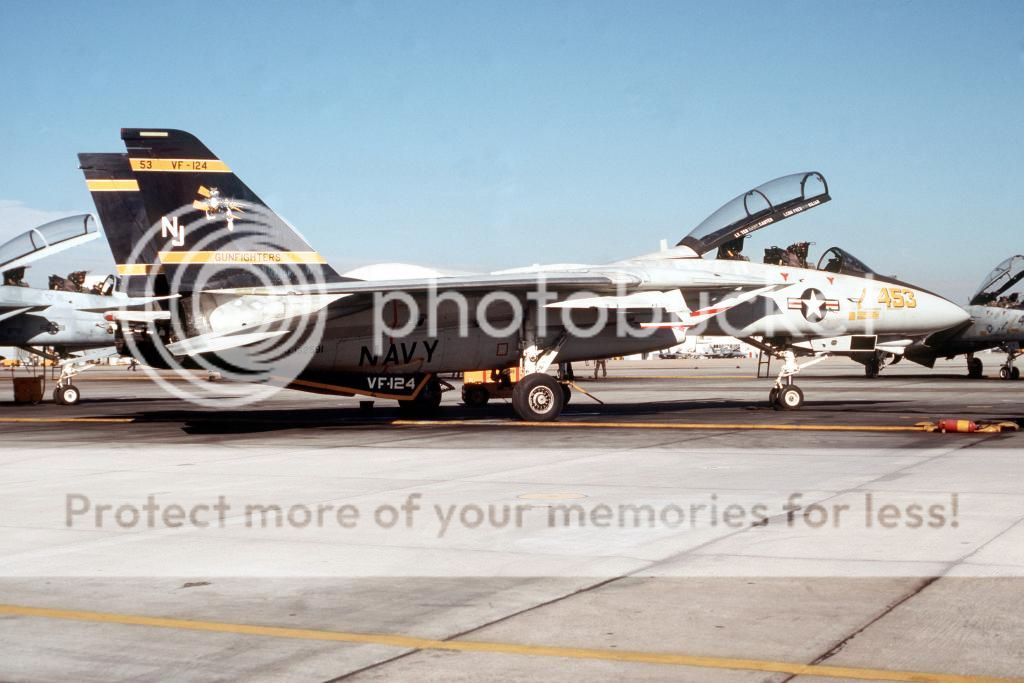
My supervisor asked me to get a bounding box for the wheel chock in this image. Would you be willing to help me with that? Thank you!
[916,419,1019,433]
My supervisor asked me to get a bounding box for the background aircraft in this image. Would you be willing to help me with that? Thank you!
[898,256,1024,379]
[0,214,165,404]
[79,129,967,420]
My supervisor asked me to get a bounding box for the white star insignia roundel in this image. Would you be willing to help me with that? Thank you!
[787,288,840,322]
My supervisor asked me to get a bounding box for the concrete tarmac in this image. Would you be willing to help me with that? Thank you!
[0,356,1022,681]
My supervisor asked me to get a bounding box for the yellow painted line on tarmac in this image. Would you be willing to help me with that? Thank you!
[604,375,753,380]
[392,419,927,433]
[0,415,931,433]
[0,417,134,424]
[0,604,1015,683]
[65,375,195,382]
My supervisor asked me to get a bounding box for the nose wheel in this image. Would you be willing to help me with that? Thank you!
[53,384,81,406]
[997,346,1022,380]
[762,349,822,410]
[770,384,804,410]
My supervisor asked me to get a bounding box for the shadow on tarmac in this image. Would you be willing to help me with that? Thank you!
[114,398,915,435]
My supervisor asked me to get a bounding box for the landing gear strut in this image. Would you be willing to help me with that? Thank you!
[511,326,569,421]
[51,356,95,405]
[998,345,1021,380]
[512,373,564,422]
[767,349,828,410]
[397,376,444,415]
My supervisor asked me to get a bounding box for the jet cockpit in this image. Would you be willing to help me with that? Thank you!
[969,255,1024,308]
[0,214,119,295]
[0,214,97,274]
[815,246,875,277]
[676,171,882,280]
[678,171,830,260]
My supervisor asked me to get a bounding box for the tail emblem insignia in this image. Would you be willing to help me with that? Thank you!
[192,186,243,231]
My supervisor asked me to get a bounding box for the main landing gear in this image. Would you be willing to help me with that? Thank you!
[511,373,564,422]
[508,330,571,421]
[397,376,445,416]
[862,351,899,378]
[863,351,884,378]
[462,366,574,420]
[967,355,984,379]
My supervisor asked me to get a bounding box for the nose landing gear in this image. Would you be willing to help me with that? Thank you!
[51,355,96,405]
[767,349,827,410]
[997,345,1022,380]
[774,385,805,410]
[53,383,81,406]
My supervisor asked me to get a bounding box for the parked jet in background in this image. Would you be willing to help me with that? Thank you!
[899,256,1024,379]
[0,214,167,404]
[80,129,968,419]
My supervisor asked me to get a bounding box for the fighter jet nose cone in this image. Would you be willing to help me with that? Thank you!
[935,295,971,329]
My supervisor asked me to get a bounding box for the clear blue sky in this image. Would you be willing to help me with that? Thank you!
[0,1,1021,301]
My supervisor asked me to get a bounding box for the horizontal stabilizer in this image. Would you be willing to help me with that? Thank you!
[166,329,289,356]
[103,310,171,323]
[78,294,180,314]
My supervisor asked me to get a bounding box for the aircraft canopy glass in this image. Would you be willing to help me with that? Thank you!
[0,214,97,272]
[816,246,875,276]
[970,255,1024,307]
[678,172,830,258]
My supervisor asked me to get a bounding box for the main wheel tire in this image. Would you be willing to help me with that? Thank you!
[561,384,572,406]
[1000,366,1011,380]
[512,373,564,422]
[56,384,80,406]
[398,377,443,415]
[968,358,983,379]
[52,387,65,405]
[768,387,779,407]
[1013,367,1020,380]
[864,361,880,378]
[462,384,490,408]
[776,385,804,410]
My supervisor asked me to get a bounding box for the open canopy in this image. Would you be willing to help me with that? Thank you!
[970,255,1024,306]
[678,172,830,257]
[0,214,97,272]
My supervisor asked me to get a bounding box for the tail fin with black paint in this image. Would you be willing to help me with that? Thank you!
[79,152,167,297]
[119,128,348,291]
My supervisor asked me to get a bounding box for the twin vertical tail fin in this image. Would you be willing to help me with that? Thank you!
[79,152,166,296]
[97,128,347,293]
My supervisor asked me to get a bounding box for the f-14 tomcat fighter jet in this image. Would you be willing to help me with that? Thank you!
[898,256,1024,379]
[0,214,167,404]
[78,129,967,420]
